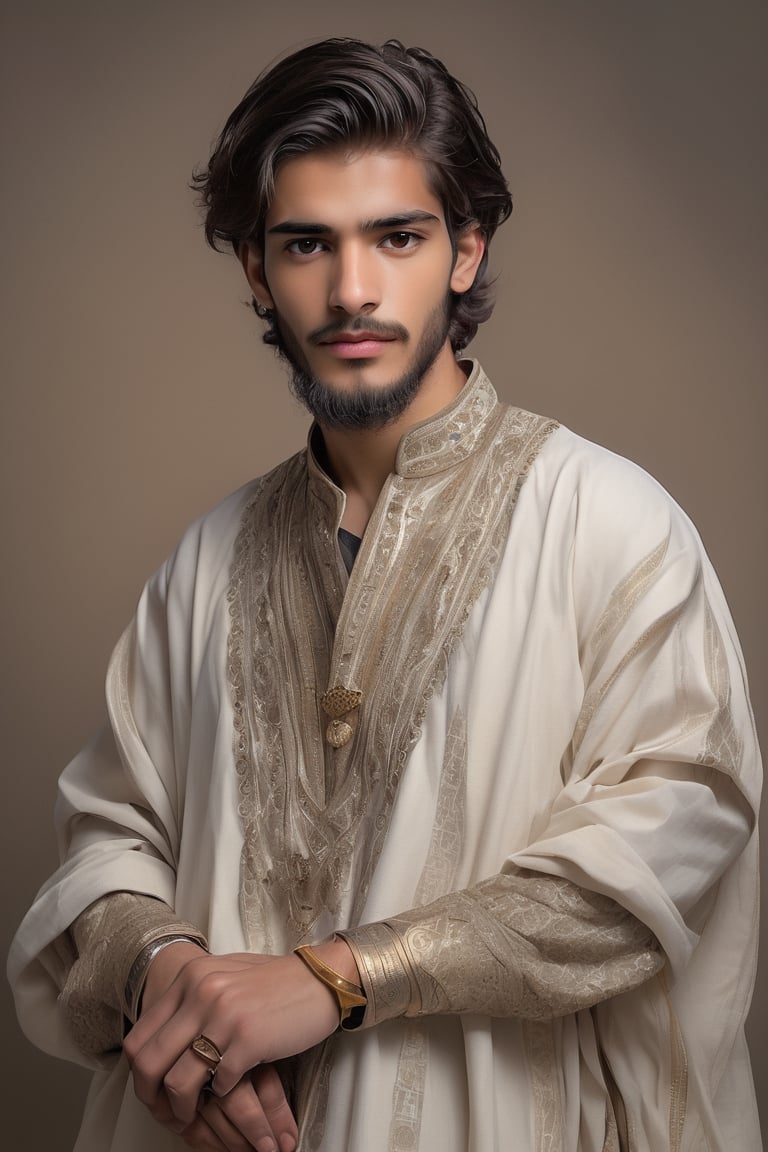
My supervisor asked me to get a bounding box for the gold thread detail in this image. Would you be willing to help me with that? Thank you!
[387,707,468,1148]
[522,1019,564,1152]
[659,969,688,1152]
[226,366,558,954]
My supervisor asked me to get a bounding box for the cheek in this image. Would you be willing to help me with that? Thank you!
[270,276,319,327]
[395,260,452,313]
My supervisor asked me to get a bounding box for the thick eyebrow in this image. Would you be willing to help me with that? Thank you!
[267,210,440,236]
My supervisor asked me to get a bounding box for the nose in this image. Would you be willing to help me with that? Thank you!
[327,242,379,315]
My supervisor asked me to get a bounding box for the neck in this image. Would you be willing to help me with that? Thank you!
[319,348,468,536]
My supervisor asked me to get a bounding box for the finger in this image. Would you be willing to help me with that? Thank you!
[211,1076,292,1152]
[144,1086,189,1136]
[124,980,186,1066]
[179,1112,232,1151]
[251,1066,298,1149]
[163,1047,224,1126]
[200,1088,265,1151]
[125,955,254,1061]
[140,1086,231,1149]
[130,994,228,1110]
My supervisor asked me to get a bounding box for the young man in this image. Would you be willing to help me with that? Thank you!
[8,37,761,1152]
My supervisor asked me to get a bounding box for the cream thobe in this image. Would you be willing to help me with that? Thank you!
[8,364,761,1151]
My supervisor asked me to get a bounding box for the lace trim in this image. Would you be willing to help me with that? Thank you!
[227,375,558,950]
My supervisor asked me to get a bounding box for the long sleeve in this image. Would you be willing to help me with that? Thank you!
[341,869,663,1026]
[8,486,250,1069]
[342,442,757,1033]
[59,893,207,1057]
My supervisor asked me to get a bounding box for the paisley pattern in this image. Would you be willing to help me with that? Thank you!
[226,364,558,950]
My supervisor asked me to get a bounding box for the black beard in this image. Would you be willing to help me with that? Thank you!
[275,297,452,431]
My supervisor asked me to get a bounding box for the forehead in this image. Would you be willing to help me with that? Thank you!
[265,149,445,228]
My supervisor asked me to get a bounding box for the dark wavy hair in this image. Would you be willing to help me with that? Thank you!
[193,38,512,353]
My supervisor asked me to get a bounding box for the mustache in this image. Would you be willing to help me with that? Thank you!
[309,317,409,344]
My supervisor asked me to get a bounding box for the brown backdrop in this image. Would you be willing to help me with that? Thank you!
[2,2,765,1147]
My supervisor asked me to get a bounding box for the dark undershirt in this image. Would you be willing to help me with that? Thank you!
[338,528,362,574]
[311,428,362,574]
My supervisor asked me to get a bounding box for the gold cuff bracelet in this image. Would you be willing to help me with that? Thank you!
[294,944,367,1031]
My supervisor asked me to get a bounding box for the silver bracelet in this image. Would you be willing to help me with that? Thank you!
[123,935,206,1024]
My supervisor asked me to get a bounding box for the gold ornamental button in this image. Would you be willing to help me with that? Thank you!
[321,685,362,717]
[321,684,362,747]
[326,719,354,748]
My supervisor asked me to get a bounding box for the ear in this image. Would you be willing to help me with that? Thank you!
[449,225,485,294]
[239,242,275,309]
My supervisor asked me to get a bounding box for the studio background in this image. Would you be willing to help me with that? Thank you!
[2,2,765,1147]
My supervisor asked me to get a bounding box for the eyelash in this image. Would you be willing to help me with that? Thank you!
[285,231,422,256]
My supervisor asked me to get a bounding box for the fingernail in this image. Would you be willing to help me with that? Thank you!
[279,1136,297,1152]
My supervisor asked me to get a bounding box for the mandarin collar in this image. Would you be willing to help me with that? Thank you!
[394,360,499,478]
[307,360,499,503]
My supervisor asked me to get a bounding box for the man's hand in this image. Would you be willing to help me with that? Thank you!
[123,940,356,1146]
[174,1065,297,1152]
[129,942,301,1151]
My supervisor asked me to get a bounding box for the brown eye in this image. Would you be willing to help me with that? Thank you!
[288,238,323,255]
[382,232,418,250]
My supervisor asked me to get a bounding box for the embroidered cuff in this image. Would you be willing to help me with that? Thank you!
[60,893,207,1055]
[337,921,419,1026]
[340,871,663,1028]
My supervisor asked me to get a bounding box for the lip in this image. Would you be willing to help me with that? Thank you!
[320,335,396,359]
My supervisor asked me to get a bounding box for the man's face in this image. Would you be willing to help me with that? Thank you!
[241,150,483,429]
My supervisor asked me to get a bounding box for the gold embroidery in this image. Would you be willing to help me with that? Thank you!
[227,364,559,952]
[588,538,668,670]
[697,600,744,783]
[292,1040,334,1151]
[597,1033,630,1152]
[347,872,661,1026]
[61,892,206,1056]
[659,969,689,1152]
[571,538,669,759]
[343,922,414,1022]
[387,708,468,1149]
[381,874,661,1021]
[412,707,468,905]
[389,1023,429,1152]
[603,1100,621,1152]
[571,537,741,776]
[523,1020,564,1152]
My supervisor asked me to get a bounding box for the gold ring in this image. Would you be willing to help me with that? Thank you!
[190,1034,223,1070]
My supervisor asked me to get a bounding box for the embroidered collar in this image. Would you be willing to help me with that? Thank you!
[229,365,557,950]
[306,360,499,503]
[395,360,499,478]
